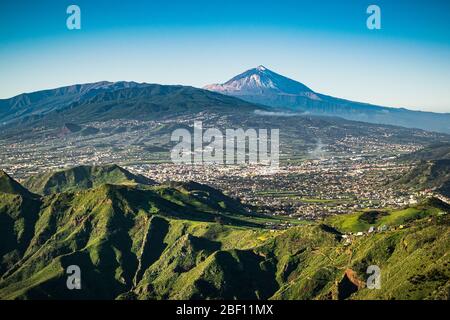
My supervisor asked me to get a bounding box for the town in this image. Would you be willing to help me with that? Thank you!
[0,115,438,221]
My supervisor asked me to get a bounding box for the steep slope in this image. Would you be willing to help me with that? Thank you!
[0,82,150,125]
[0,170,35,198]
[165,181,250,216]
[0,172,41,275]
[204,66,450,134]
[400,143,450,162]
[392,160,450,197]
[24,164,156,195]
[0,168,448,300]
[269,214,449,300]
[0,176,269,299]
[205,65,316,96]
[130,209,450,300]
[0,83,267,131]
[326,197,450,233]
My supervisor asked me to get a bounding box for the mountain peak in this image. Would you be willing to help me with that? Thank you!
[0,170,34,197]
[23,164,157,195]
[204,65,314,96]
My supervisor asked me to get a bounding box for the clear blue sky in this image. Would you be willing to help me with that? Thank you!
[0,0,449,112]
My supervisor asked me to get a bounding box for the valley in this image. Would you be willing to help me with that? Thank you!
[1,107,447,219]
[0,71,449,300]
[1,0,450,304]
[0,166,448,300]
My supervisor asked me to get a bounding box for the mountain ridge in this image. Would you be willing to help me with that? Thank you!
[205,65,317,96]
[1,69,449,134]
[0,165,449,300]
[0,170,36,198]
[23,164,157,195]
[0,83,268,129]
[204,66,450,134]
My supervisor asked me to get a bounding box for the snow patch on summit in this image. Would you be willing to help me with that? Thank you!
[204,65,315,96]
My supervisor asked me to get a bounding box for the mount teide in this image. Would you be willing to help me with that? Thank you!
[204,66,450,134]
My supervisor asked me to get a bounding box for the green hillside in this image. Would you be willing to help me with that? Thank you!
[0,166,449,300]
[400,143,450,162]
[325,198,450,233]
[23,164,156,195]
[0,170,36,198]
[268,215,449,300]
[392,160,450,197]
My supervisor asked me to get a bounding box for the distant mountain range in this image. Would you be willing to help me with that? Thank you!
[204,66,450,134]
[0,66,448,135]
[1,77,449,174]
[0,82,264,128]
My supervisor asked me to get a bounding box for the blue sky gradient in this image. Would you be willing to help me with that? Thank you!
[0,0,449,112]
